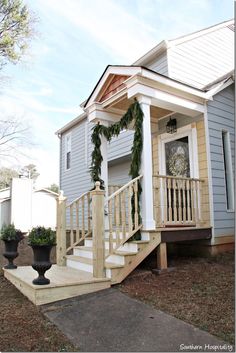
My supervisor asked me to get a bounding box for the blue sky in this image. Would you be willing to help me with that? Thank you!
[0,0,233,187]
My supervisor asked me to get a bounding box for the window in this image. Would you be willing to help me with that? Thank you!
[65,133,71,170]
[222,131,234,210]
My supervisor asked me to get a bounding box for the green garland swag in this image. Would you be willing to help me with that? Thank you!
[90,99,143,239]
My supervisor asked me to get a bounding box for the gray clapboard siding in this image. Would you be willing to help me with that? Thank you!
[60,119,92,204]
[207,84,235,237]
[168,26,234,88]
[108,159,131,186]
[146,52,169,75]
[107,130,133,161]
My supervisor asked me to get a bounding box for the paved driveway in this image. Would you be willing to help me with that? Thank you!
[41,288,233,352]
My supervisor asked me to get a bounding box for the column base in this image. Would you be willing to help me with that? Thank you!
[142,219,156,231]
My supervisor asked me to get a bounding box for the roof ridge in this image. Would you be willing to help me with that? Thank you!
[169,19,234,46]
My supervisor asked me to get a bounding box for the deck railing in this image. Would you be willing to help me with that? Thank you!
[108,184,123,196]
[66,191,92,252]
[153,175,204,227]
[106,175,143,257]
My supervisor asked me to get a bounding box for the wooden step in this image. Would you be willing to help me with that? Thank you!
[4,265,110,305]
[66,255,124,271]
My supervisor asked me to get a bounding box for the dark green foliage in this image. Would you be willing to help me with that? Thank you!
[28,226,56,246]
[90,100,143,239]
[0,223,23,241]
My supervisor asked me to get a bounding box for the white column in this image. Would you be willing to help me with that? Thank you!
[100,121,109,230]
[138,95,156,230]
[100,133,108,196]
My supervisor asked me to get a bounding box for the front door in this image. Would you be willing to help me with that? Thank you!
[158,124,199,226]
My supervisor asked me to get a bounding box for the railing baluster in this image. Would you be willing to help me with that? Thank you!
[70,204,74,248]
[134,180,138,228]
[168,178,172,223]
[191,180,196,223]
[173,178,177,222]
[76,200,80,243]
[82,195,85,239]
[177,180,182,222]
[163,178,167,225]
[121,191,126,241]
[186,180,191,221]
[108,199,113,254]
[182,180,186,223]
[87,193,91,234]
[196,181,201,221]
[128,184,133,234]
[115,194,120,246]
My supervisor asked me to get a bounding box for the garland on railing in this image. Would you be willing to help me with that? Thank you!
[90,99,143,238]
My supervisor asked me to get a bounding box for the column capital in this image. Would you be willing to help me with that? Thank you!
[136,95,152,106]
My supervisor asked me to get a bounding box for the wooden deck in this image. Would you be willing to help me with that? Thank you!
[4,265,110,305]
[157,226,212,243]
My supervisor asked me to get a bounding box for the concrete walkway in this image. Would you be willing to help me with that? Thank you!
[41,288,232,352]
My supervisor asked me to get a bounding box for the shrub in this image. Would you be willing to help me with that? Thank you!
[0,223,24,241]
[28,226,56,246]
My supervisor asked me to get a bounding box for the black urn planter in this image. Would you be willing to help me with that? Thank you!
[31,244,54,285]
[3,239,20,269]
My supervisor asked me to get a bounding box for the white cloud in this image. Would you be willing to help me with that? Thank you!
[36,0,159,63]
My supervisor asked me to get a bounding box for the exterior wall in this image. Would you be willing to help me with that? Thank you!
[207,84,235,237]
[60,119,93,204]
[32,192,57,229]
[108,159,131,186]
[195,120,210,226]
[107,130,133,161]
[0,199,10,228]
[145,52,169,75]
[60,117,134,203]
[0,188,10,199]
[168,27,234,88]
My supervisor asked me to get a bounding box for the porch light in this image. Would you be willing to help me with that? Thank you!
[166,117,177,134]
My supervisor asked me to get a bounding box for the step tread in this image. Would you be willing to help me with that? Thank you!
[74,246,137,257]
[115,251,137,256]
[66,255,124,269]
[132,240,149,244]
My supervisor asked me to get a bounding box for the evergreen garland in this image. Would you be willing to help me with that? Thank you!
[90,99,143,239]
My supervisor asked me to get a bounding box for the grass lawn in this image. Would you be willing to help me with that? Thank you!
[119,251,235,344]
[0,270,77,352]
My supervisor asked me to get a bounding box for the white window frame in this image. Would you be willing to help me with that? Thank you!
[222,130,234,211]
[158,123,199,179]
[65,132,71,171]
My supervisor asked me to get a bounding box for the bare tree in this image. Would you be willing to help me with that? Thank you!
[0,116,31,161]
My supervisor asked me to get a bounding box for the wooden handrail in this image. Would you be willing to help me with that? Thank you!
[106,176,143,260]
[107,175,143,201]
[153,174,204,182]
[66,190,91,208]
[66,190,92,253]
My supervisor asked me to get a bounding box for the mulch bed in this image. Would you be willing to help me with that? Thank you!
[0,270,77,352]
[119,251,235,344]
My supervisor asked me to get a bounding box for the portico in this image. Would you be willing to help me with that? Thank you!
[84,65,210,232]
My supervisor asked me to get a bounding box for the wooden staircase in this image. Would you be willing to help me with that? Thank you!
[66,231,161,284]
[4,177,161,305]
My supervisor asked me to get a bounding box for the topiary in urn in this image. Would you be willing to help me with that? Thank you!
[28,226,56,285]
[1,224,24,269]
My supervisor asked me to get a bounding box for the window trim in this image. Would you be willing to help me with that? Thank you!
[222,130,234,211]
[65,132,72,171]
